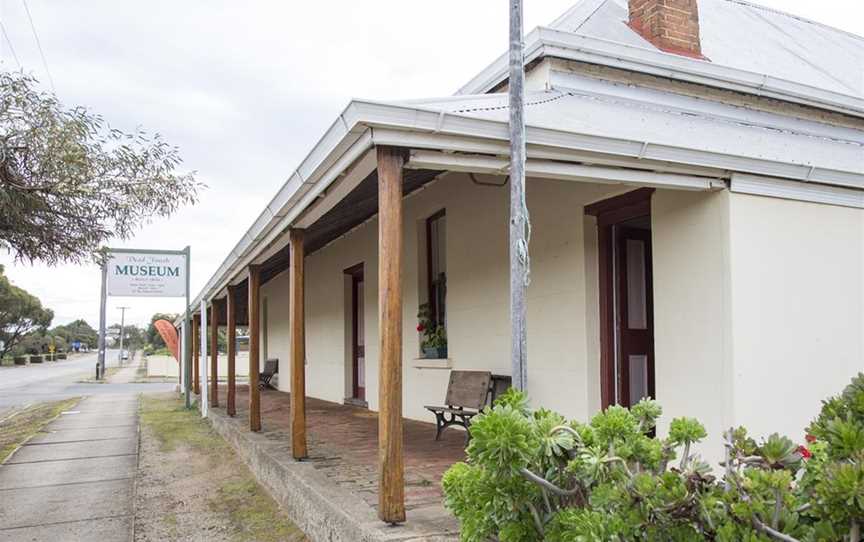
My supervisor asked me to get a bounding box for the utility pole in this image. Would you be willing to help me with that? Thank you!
[117,306,130,365]
[98,262,108,378]
[509,0,529,391]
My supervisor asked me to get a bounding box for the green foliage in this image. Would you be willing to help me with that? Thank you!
[444,374,864,541]
[416,303,447,350]
[0,72,201,264]
[50,319,97,349]
[0,265,53,358]
[668,417,708,446]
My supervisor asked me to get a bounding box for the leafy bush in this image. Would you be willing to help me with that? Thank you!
[443,375,864,541]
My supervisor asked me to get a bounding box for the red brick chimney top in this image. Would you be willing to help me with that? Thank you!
[629,0,705,59]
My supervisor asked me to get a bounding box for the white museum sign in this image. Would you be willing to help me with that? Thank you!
[106,250,187,297]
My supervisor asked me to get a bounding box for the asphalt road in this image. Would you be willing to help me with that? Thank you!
[0,350,174,410]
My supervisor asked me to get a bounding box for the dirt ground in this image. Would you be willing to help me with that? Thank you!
[134,393,305,542]
[0,398,79,463]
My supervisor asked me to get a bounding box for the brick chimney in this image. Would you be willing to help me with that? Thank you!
[629,0,704,59]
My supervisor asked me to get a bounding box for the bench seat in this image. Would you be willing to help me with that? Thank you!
[424,370,491,441]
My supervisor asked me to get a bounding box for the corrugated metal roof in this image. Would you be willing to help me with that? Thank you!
[552,0,864,100]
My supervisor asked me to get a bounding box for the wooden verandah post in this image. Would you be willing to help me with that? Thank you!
[210,298,220,408]
[289,229,307,460]
[377,146,405,524]
[248,264,262,432]
[192,313,201,395]
[226,285,238,417]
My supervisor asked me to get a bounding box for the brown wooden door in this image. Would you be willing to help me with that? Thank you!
[351,272,366,401]
[615,227,655,407]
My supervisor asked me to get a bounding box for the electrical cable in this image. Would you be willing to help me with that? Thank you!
[21,0,55,92]
[0,19,22,69]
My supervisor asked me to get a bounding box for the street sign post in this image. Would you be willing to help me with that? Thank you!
[97,247,192,407]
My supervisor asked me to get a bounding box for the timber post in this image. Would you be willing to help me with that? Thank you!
[289,230,308,460]
[226,285,237,417]
[210,299,219,408]
[509,0,529,391]
[192,313,201,395]
[248,264,262,432]
[377,146,406,524]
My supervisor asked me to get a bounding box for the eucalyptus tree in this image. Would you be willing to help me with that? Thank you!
[0,265,53,358]
[0,72,202,264]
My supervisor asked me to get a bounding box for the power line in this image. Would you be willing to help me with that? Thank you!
[0,19,22,69]
[20,0,55,93]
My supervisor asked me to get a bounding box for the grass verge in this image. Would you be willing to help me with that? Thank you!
[139,394,305,541]
[0,398,80,463]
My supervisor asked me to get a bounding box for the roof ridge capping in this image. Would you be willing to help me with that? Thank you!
[720,0,864,43]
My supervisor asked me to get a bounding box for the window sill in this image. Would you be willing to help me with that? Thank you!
[411,358,452,370]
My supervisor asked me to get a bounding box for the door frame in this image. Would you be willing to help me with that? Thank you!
[344,263,365,401]
[585,188,655,409]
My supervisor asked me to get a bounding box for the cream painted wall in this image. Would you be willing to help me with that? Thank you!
[262,172,624,422]
[727,193,864,444]
[653,190,864,467]
[261,271,290,390]
[254,178,864,470]
[149,353,250,378]
[652,189,732,465]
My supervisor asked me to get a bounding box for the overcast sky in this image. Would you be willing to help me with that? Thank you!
[1,0,863,328]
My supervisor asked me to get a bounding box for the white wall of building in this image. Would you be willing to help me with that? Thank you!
[149,353,250,378]
[727,193,864,443]
[253,173,864,465]
[652,189,733,464]
[263,172,625,422]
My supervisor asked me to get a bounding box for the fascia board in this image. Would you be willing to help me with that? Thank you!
[356,100,864,189]
[731,173,864,209]
[374,127,726,177]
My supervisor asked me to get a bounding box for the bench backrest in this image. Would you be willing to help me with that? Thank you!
[445,370,492,411]
[262,358,278,376]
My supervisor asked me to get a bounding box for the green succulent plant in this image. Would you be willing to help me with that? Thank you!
[443,373,864,542]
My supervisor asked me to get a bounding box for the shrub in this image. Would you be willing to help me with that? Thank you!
[30,355,43,363]
[13,355,27,365]
[443,376,864,541]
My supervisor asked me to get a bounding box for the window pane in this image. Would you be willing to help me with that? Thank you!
[629,354,649,403]
[427,212,447,327]
[626,239,648,330]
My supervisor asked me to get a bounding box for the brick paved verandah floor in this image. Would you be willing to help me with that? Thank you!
[218,385,466,515]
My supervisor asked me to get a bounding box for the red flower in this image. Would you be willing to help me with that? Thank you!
[798,445,812,459]
[805,434,817,444]
[416,324,425,332]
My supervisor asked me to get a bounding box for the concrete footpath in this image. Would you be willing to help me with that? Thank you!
[0,394,139,541]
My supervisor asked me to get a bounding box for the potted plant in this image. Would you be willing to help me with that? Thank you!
[417,303,447,359]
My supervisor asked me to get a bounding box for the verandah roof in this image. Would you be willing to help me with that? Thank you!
[187,67,864,313]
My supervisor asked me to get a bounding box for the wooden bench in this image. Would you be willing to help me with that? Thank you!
[425,370,492,441]
[259,358,278,389]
